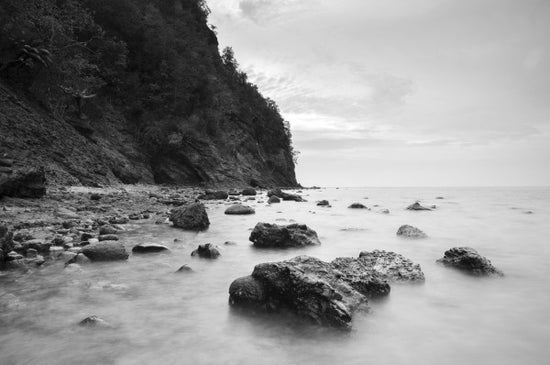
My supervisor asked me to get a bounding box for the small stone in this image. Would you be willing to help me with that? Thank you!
[316,200,330,206]
[99,225,118,235]
[348,203,368,209]
[132,243,169,253]
[176,264,193,273]
[268,196,281,204]
[98,234,119,241]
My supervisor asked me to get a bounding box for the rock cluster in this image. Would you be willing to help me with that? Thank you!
[249,223,321,248]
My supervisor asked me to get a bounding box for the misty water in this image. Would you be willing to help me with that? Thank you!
[1,187,549,364]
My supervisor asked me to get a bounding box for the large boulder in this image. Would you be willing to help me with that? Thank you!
[396,225,427,238]
[81,242,129,261]
[249,223,321,248]
[437,247,503,276]
[198,190,228,200]
[170,203,210,231]
[0,168,46,198]
[406,202,432,211]
[267,188,305,202]
[225,204,255,215]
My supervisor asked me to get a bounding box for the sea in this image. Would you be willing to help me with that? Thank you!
[1,187,549,364]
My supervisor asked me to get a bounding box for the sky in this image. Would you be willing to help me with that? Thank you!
[207,0,550,186]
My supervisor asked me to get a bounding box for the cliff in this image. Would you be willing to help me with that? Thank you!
[0,0,298,188]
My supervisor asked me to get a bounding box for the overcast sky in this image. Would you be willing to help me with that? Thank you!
[208,0,550,186]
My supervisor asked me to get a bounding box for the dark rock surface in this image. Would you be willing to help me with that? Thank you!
[348,203,368,209]
[98,234,119,241]
[170,203,210,231]
[437,247,503,276]
[99,225,118,235]
[317,200,330,206]
[176,264,193,273]
[0,168,46,198]
[191,243,220,259]
[396,225,428,238]
[249,223,321,248]
[198,190,228,200]
[241,188,257,196]
[268,196,281,204]
[132,243,169,253]
[406,202,432,211]
[79,315,111,328]
[81,242,129,261]
[225,204,255,215]
[267,188,305,202]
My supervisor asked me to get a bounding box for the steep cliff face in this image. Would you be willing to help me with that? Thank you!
[0,0,298,187]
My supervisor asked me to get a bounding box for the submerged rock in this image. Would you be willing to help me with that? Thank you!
[406,202,432,211]
[228,253,425,330]
[79,315,111,328]
[437,247,503,276]
[81,242,129,261]
[396,225,427,238]
[268,196,281,204]
[170,203,210,231]
[224,204,255,215]
[191,243,220,259]
[316,200,330,207]
[132,243,169,253]
[348,203,368,209]
[249,223,321,248]
[176,264,193,273]
[267,188,305,202]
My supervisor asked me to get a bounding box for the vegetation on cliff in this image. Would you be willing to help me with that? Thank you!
[0,0,298,187]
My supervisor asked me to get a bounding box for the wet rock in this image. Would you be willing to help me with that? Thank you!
[357,250,425,282]
[98,234,119,241]
[268,196,281,204]
[229,256,377,329]
[99,225,118,235]
[170,203,210,231]
[176,264,193,273]
[191,243,220,259]
[109,216,129,225]
[396,225,427,238]
[225,204,255,215]
[79,315,111,328]
[81,233,94,241]
[241,188,257,196]
[198,190,228,200]
[0,168,46,198]
[437,247,503,276]
[249,223,321,248]
[348,203,368,209]
[317,200,331,207]
[267,188,305,202]
[81,242,129,261]
[132,243,169,253]
[406,202,432,211]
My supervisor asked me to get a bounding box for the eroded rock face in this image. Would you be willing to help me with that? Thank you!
[0,168,46,198]
[81,242,129,261]
[406,202,432,211]
[225,204,255,215]
[437,247,503,276]
[229,252,424,329]
[249,223,321,248]
[170,203,210,231]
[396,225,427,238]
[267,188,304,202]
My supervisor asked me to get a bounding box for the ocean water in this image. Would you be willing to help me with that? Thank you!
[1,187,549,365]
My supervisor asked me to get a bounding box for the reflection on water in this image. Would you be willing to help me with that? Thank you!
[1,187,550,364]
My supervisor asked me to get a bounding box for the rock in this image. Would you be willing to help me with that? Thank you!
[357,250,425,282]
[56,208,80,220]
[109,216,129,225]
[316,200,330,206]
[176,264,193,273]
[7,250,23,260]
[191,243,220,259]
[170,203,210,231]
[81,242,129,261]
[406,202,432,211]
[198,190,228,200]
[224,204,255,215]
[79,315,111,328]
[98,234,119,241]
[26,248,38,258]
[74,253,91,265]
[90,193,102,201]
[81,233,94,241]
[267,188,305,202]
[348,203,368,209]
[21,239,50,253]
[241,188,257,196]
[379,209,390,214]
[224,241,237,246]
[132,243,169,253]
[436,196,444,200]
[268,196,281,204]
[396,225,427,238]
[87,238,99,245]
[437,247,503,276]
[0,168,46,198]
[229,256,382,329]
[99,225,118,235]
[249,223,321,248]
